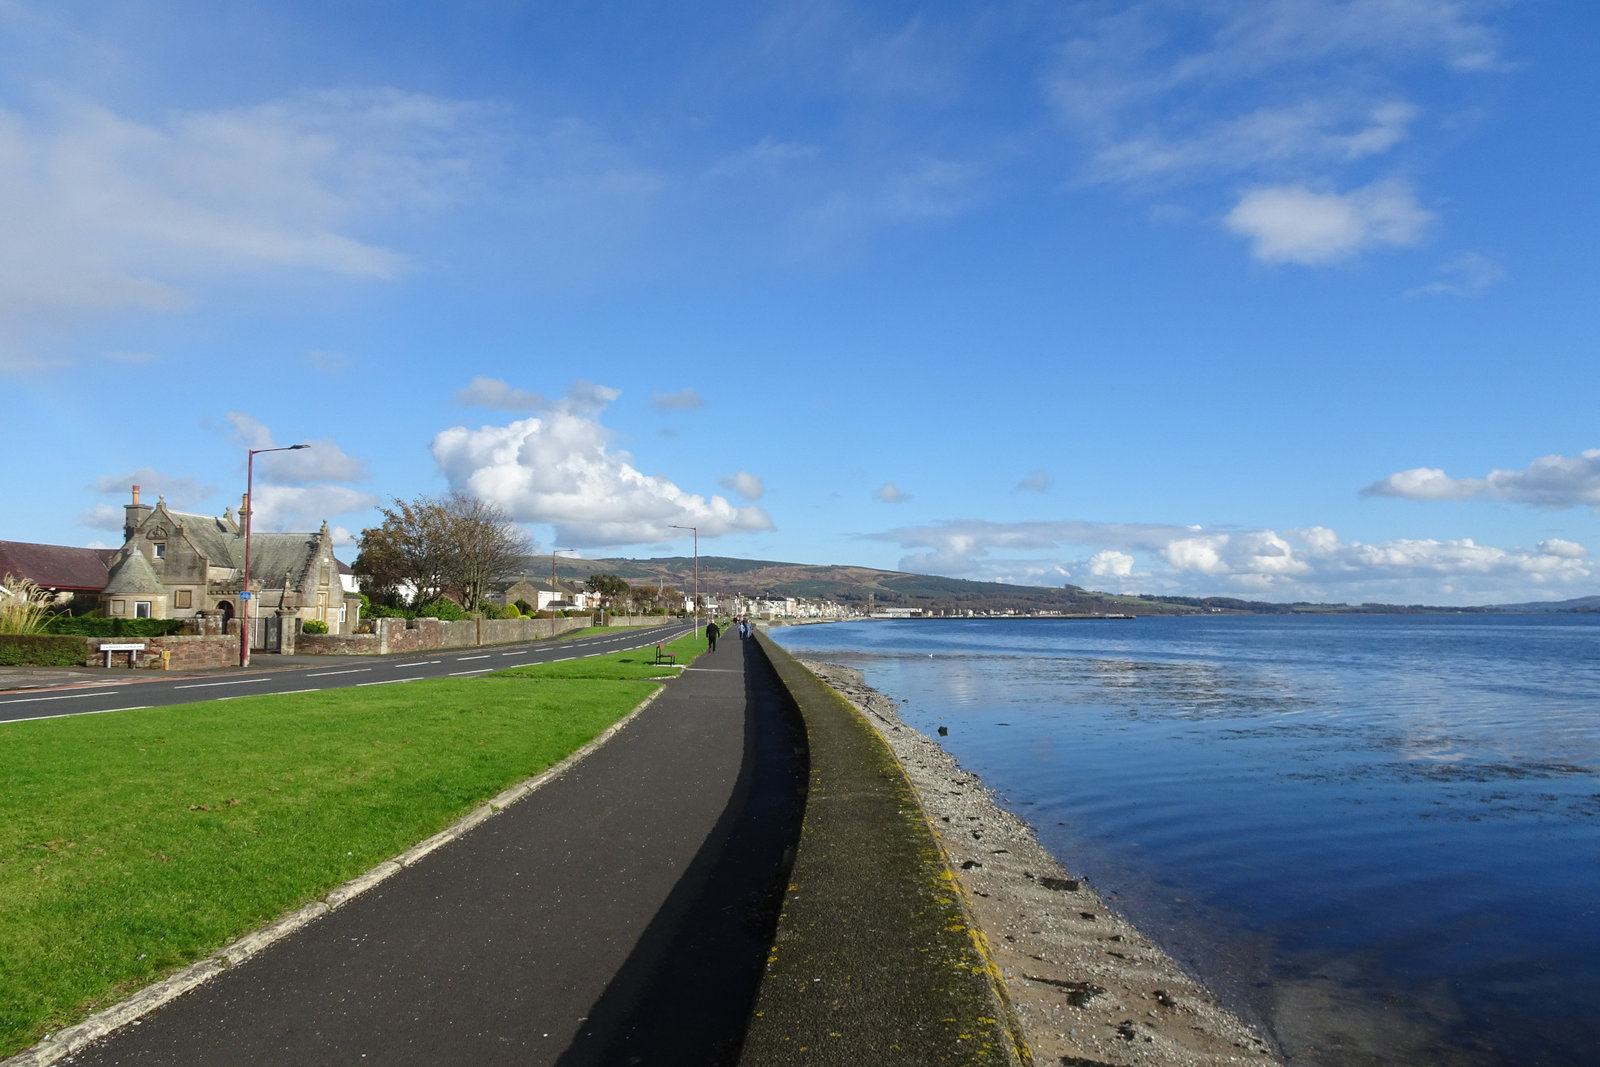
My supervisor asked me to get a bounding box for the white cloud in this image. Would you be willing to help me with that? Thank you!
[1088,550,1135,578]
[1363,449,1600,510]
[1405,250,1507,298]
[456,376,548,411]
[719,471,765,500]
[246,484,382,533]
[430,383,772,546]
[869,517,1591,604]
[225,412,369,484]
[874,483,911,503]
[651,387,705,411]
[1045,2,1500,259]
[1225,179,1431,264]
[0,88,500,369]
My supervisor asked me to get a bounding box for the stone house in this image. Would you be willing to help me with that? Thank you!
[99,485,359,634]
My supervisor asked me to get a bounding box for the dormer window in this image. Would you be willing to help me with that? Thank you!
[152,543,166,559]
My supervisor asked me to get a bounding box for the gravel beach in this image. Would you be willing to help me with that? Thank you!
[802,660,1283,1067]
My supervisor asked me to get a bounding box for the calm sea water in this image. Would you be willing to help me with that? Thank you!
[771,615,1600,1067]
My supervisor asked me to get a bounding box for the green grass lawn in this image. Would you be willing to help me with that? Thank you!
[0,633,702,1056]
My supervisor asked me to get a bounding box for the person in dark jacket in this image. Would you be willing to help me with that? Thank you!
[706,621,720,651]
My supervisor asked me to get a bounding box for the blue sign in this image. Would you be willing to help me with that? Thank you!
[239,591,253,600]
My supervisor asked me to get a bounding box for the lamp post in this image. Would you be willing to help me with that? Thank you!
[552,548,575,616]
[668,524,698,637]
[240,443,309,668]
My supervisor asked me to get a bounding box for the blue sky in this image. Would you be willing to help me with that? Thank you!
[3,0,1597,606]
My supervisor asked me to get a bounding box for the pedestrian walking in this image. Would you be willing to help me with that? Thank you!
[706,620,720,651]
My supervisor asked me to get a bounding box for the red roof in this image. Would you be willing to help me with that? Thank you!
[0,540,115,593]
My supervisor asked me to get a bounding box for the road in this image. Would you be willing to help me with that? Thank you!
[0,622,694,724]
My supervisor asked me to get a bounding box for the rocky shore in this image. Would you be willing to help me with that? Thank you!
[801,660,1283,1067]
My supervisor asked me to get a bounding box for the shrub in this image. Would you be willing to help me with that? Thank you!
[417,597,466,621]
[514,599,534,616]
[301,619,329,635]
[502,603,521,619]
[0,634,89,667]
[478,602,504,619]
[43,617,186,638]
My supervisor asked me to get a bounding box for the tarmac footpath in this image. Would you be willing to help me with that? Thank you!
[54,635,807,1067]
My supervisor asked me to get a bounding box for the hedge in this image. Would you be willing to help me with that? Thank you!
[0,634,90,667]
[43,617,187,638]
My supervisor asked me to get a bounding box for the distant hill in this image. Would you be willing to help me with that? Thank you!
[1485,595,1600,613]
[538,554,1505,616]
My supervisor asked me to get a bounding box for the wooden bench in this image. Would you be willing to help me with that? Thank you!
[100,642,146,668]
[653,643,677,666]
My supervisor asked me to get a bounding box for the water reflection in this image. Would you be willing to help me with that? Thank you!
[774,617,1600,1067]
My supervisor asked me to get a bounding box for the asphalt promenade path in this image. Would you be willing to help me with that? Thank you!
[64,632,806,1067]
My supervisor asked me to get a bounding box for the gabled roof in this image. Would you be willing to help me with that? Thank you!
[0,540,115,592]
[154,507,243,570]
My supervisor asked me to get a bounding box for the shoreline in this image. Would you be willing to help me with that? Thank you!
[801,659,1283,1067]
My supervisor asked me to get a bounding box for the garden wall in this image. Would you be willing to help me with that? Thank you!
[295,614,591,656]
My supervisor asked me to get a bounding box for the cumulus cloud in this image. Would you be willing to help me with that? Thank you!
[719,471,765,500]
[868,517,1591,604]
[225,412,369,484]
[1363,450,1600,510]
[456,377,548,411]
[874,483,911,503]
[1088,550,1135,578]
[430,383,771,546]
[247,484,382,535]
[651,387,705,411]
[1225,180,1431,264]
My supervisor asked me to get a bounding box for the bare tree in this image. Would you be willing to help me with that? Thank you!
[355,494,529,611]
[446,494,530,612]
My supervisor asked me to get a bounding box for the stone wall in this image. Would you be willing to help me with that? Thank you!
[88,634,237,670]
[605,615,682,628]
[295,614,591,656]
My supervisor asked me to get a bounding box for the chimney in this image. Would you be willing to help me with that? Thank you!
[123,484,153,543]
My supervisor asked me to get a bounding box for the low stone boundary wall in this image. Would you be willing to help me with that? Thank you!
[740,633,1027,1065]
[605,615,682,628]
[86,635,238,671]
[297,614,591,656]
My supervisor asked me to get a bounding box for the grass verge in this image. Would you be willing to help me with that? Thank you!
[0,636,699,1057]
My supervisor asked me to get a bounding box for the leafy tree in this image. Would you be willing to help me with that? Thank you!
[586,573,630,617]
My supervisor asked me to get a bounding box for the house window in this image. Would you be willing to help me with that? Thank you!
[152,543,166,559]
[175,590,192,609]
[112,599,126,615]
[134,601,152,619]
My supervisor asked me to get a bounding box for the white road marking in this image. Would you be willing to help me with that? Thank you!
[449,669,493,676]
[173,678,271,690]
[5,706,150,723]
[307,668,371,677]
[0,691,104,705]
[359,677,424,686]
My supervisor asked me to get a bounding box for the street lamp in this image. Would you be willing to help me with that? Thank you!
[552,548,576,617]
[668,524,698,637]
[240,443,309,668]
